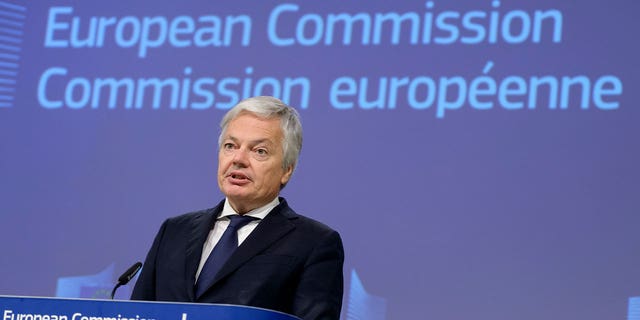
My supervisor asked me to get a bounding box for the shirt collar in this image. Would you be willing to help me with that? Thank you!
[220,197,280,220]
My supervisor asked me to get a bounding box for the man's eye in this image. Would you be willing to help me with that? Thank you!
[256,148,268,155]
[223,143,235,150]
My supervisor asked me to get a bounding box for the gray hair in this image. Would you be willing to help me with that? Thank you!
[218,96,303,174]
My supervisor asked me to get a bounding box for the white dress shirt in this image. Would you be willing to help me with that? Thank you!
[195,197,280,281]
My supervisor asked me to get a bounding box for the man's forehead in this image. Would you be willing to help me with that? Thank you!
[224,116,282,144]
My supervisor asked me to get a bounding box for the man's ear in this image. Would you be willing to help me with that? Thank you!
[281,165,294,185]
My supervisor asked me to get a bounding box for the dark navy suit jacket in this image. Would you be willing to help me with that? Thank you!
[130,198,344,320]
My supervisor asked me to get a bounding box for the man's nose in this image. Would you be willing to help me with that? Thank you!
[232,148,250,166]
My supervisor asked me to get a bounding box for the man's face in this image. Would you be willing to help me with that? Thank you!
[217,112,293,213]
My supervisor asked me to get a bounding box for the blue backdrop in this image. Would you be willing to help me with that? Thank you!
[1,1,639,319]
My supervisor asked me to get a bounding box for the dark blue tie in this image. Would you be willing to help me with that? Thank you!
[195,214,256,298]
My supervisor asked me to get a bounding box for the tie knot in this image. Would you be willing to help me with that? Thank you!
[227,215,257,230]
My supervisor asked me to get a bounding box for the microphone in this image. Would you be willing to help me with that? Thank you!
[110,262,142,299]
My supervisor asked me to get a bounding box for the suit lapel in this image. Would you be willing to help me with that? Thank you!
[209,200,297,286]
[184,202,223,300]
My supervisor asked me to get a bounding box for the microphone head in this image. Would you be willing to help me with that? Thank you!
[117,261,142,285]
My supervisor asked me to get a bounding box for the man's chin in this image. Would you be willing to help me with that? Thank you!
[223,190,249,201]
[222,184,252,198]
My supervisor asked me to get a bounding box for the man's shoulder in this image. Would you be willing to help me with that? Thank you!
[277,204,344,260]
[278,202,340,237]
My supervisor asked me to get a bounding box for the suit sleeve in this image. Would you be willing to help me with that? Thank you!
[130,219,169,301]
[291,229,345,320]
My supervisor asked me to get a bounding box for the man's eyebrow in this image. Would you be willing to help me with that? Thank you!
[224,135,274,146]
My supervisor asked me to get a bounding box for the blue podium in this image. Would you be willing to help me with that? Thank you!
[0,296,299,320]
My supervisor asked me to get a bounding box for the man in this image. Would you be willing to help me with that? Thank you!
[131,96,344,320]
